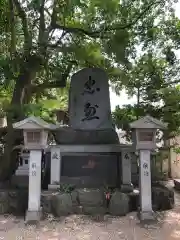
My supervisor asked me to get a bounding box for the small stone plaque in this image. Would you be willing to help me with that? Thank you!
[138,131,153,142]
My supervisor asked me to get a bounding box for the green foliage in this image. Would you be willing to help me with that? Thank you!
[57,183,75,193]
[0,0,178,179]
[112,2,180,140]
[0,0,171,124]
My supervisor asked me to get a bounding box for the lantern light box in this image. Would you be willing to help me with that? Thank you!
[13,116,56,149]
[130,115,167,150]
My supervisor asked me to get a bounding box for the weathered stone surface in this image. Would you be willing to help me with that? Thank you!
[41,191,54,213]
[8,190,28,215]
[70,190,78,206]
[51,193,73,216]
[77,188,105,207]
[82,206,107,215]
[152,185,174,211]
[128,190,139,211]
[53,127,119,144]
[128,185,175,212]
[0,191,9,214]
[109,191,129,216]
[11,175,29,188]
[174,179,180,191]
[69,68,113,130]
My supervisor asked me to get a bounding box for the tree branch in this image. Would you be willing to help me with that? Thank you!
[47,31,68,48]
[47,0,57,33]
[32,61,76,92]
[51,0,161,38]
[9,0,16,56]
[38,0,46,45]
[12,0,32,51]
[163,79,180,86]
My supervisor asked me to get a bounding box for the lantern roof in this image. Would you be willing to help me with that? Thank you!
[13,116,57,130]
[130,115,167,130]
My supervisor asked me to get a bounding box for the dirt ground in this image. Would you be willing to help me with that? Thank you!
[0,181,180,240]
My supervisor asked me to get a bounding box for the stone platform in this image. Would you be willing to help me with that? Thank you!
[0,183,174,217]
[41,184,174,217]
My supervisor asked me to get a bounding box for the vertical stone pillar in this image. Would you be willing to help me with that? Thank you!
[26,150,42,223]
[139,150,154,221]
[121,151,133,192]
[131,153,138,186]
[48,147,61,190]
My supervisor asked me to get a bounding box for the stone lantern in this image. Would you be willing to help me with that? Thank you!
[13,116,56,223]
[130,115,167,221]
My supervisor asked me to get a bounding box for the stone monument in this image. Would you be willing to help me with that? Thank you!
[49,68,121,188]
[69,68,112,130]
[53,68,119,144]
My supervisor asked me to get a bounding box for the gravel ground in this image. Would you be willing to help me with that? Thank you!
[0,181,180,240]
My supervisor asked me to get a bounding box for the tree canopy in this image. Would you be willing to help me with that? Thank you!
[0,0,178,179]
[112,1,180,140]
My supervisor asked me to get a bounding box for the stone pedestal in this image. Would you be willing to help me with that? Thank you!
[48,147,61,190]
[25,150,42,223]
[121,152,133,192]
[139,150,155,221]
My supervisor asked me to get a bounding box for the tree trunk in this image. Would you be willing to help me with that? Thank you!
[0,69,35,181]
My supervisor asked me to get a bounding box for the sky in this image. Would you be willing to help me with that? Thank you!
[110,1,180,111]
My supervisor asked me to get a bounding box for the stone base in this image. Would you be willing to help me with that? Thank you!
[11,175,29,188]
[15,169,29,176]
[53,127,119,144]
[25,208,43,224]
[121,183,134,193]
[138,210,155,221]
[48,184,59,190]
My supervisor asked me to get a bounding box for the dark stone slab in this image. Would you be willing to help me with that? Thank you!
[11,175,29,188]
[51,193,73,216]
[128,189,139,211]
[128,184,175,212]
[174,179,180,190]
[52,127,119,144]
[152,185,174,211]
[41,191,54,214]
[82,206,107,215]
[60,176,116,188]
[108,191,130,216]
[61,154,118,188]
[0,191,9,214]
[8,189,28,215]
[77,188,105,207]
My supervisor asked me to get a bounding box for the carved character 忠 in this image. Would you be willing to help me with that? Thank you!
[82,76,100,95]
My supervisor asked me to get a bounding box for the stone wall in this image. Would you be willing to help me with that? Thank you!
[0,185,174,217]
